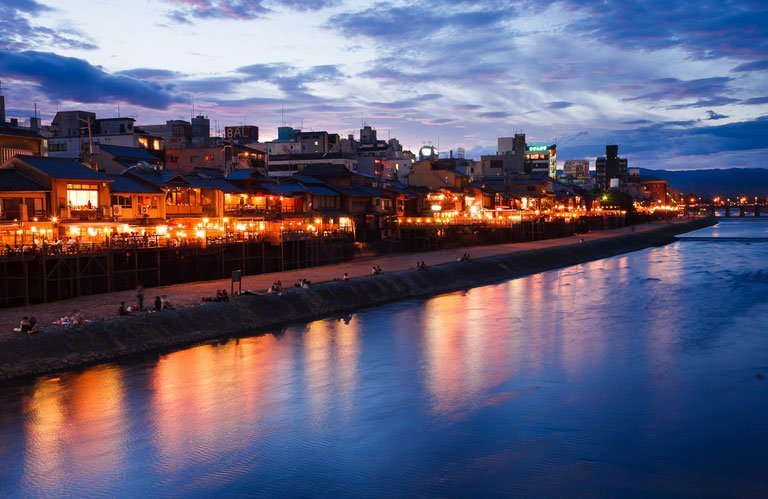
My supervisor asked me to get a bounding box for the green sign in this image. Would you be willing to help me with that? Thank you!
[527,145,548,152]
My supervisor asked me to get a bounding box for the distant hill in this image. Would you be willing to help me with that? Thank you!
[638,168,768,197]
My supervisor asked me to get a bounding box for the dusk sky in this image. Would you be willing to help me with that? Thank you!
[0,0,766,169]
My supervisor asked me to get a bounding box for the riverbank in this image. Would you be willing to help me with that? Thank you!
[0,217,715,381]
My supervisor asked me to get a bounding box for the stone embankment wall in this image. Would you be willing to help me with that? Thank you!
[0,218,715,382]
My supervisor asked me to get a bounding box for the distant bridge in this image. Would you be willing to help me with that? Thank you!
[683,203,768,218]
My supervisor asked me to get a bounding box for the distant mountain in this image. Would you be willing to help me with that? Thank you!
[638,168,768,197]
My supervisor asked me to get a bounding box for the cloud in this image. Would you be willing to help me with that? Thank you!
[741,96,768,105]
[275,0,340,11]
[706,110,728,120]
[236,63,345,97]
[666,96,740,109]
[0,0,97,51]
[544,101,574,109]
[162,0,339,22]
[0,50,185,109]
[559,0,768,61]
[624,77,734,103]
[477,111,512,119]
[732,60,768,72]
[559,116,768,168]
[163,0,270,22]
[116,68,186,80]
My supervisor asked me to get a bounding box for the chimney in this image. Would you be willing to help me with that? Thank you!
[30,116,41,132]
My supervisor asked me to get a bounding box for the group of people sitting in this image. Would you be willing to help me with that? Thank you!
[333,273,350,283]
[294,279,311,289]
[202,289,230,302]
[457,253,471,262]
[268,281,284,294]
[416,261,429,270]
[54,310,85,325]
[371,265,383,275]
[16,316,38,334]
[154,295,175,311]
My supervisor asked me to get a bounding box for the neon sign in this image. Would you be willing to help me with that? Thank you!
[527,145,548,152]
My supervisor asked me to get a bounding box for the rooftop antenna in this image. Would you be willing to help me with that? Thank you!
[117,100,120,118]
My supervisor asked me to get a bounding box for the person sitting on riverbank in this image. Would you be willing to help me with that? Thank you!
[28,317,37,334]
[457,253,470,262]
[19,317,31,333]
[154,296,162,312]
[416,261,428,270]
[118,302,129,316]
[161,295,175,310]
[72,310,85,324]
[342,272,350,283]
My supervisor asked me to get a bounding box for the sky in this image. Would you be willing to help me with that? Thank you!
[0,0,767,169]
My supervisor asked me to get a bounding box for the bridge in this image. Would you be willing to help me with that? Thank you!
[683,203,768,218]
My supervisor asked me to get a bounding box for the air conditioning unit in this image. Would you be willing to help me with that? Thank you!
[112,205,122,217]
[140,205,149,215]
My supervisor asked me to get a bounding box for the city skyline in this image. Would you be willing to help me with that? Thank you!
[0,0,766,169]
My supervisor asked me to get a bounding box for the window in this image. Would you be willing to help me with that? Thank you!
[49,142,67,152]
[111,195,132,208]
[67,183,98,209]
[313,196,337,209]
[165,189,198,206]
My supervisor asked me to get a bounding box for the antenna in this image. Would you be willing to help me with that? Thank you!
[34,102,37,119]
[117,100,120,118]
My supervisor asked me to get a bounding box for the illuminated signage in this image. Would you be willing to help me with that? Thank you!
[225,126,259,141]
[527,145,548,152]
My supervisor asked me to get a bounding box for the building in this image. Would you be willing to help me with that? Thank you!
[224,125,259,144]
[562,160,590,186]
[0,126,47,163]
[596,145,628,190]
[1,155,112,221]
[525,144,556,177]
[93,144,162,173]
[164,145,235,175]
[267,152,357,178]
[48,112,162,160]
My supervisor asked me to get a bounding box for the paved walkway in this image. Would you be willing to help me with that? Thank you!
[0,219,689,340]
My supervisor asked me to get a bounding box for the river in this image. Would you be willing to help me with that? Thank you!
[1,219,767,498]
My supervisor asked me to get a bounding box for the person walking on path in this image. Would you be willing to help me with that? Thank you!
[136,284,145,311]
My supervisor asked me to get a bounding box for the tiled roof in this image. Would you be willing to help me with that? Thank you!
[99,144,160,162]
[0,169,49,191]
[127,167,189,187]
[16,155,110,181]
[0,126,44,139]
[185,176,245,193]
[105,174,163,194]
[226,168,262,180]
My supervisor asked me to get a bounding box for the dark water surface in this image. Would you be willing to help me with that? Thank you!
[1,220,768,498]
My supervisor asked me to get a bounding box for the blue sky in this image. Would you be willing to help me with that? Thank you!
[0,0,767,169]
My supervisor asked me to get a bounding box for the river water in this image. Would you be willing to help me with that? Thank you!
[1,220,767,498]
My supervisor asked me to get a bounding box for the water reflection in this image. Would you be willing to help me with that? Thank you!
[22,366,126,493]
[1,221,768,496]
